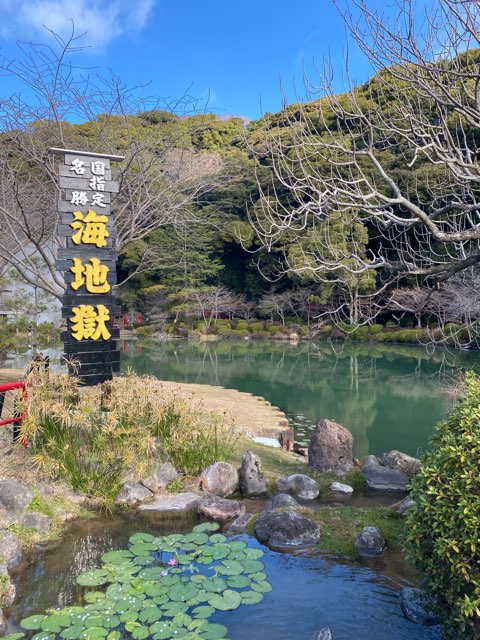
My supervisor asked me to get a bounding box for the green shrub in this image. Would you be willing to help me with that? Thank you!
[267,325,280,335]
[253,330,270,338]
[351,325,369,340]
[369,324,384,335]
[249,321,264,332]
[444,323,461,335]
[136,325,156,337]
[216,325,233,337]
[232,329,249,338]
[385,320,396,328]
[236,320,249,330]
[404,372,480,639]
[400,317,414,327]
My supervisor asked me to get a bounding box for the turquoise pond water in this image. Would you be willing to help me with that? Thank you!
[121,338,480,457]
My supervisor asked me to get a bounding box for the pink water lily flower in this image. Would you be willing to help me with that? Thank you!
[168,558,178,566]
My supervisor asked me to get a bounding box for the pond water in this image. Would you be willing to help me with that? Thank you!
[8,513,442,640]
[121,339,480,457]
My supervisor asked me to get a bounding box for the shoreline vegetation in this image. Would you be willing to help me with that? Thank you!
[134,317,479,350]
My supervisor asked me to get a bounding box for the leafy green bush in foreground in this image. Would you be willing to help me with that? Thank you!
[404,372,480,639]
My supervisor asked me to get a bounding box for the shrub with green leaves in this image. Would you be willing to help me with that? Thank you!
[7,523,271,640]
[404,372,480,639]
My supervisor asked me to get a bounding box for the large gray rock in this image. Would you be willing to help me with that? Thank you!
[315,628,333,640]
[200,462,238,498]
[361,456,409,491]
[198,495,245,521]
[0,480,33,522]
[308,419,353,475]
[0,531,22,569]
[140,462,179,493]
[267,493,300,510]
[138,493,201,512]
[240,451,267,497]
[254,510,321,548]
[18,512,52,532]
[383,450,421,478]
[277,474,319,500]
[355,526,385,556]
[115,481,153,506]
[400,588,442,626]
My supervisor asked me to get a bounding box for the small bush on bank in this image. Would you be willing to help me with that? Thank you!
[249,321,264,332]
[136,325,156,337]
[369,324,384,335]
[22,372,237,508]
[232,329,249,338]
[404,372,480,639]
[267,325,280,335]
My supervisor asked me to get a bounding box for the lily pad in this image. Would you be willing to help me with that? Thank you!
[132,625,150,640]
[129,543,158,556]
[243,548,264,559]
[208,590,242,611]
[20,616,46,631]
[76,570,110,587]
[191,605,215,619]
[240,590,263,605]
[251,581,272,593]
[183,532,210,545]
[60,626,85,640]
[79,627,108,640]
[197,622,228,639]
[139,607,163,624]
[41,614,71,632]
[242,559,265,574]
[31,634,55,640]
[101,550,134,564]
[83,592,107,604]
[192,523,219,533]
[208,534,226,544]
[218,560,243,576]
[226,575,251,589]
[227,540,247,550]
[202,577,228,593]
[129,533,155,544]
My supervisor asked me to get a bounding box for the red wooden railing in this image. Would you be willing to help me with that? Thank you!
[0,381,28,445]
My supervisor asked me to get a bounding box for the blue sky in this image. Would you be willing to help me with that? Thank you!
[0,0,393,121]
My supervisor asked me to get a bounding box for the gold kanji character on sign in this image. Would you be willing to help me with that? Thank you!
[70,304,111,341]
[70,210,109,248]
[70,257,111,293]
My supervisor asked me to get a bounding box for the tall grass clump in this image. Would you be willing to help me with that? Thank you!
[22,372,237,507]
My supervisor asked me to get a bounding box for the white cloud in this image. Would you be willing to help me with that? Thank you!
[0,0,155,49]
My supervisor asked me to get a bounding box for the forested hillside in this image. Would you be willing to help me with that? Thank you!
[1,38,480,346]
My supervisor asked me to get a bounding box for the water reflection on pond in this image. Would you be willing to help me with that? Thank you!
[9,514,442,640]
[121,339,480,457]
